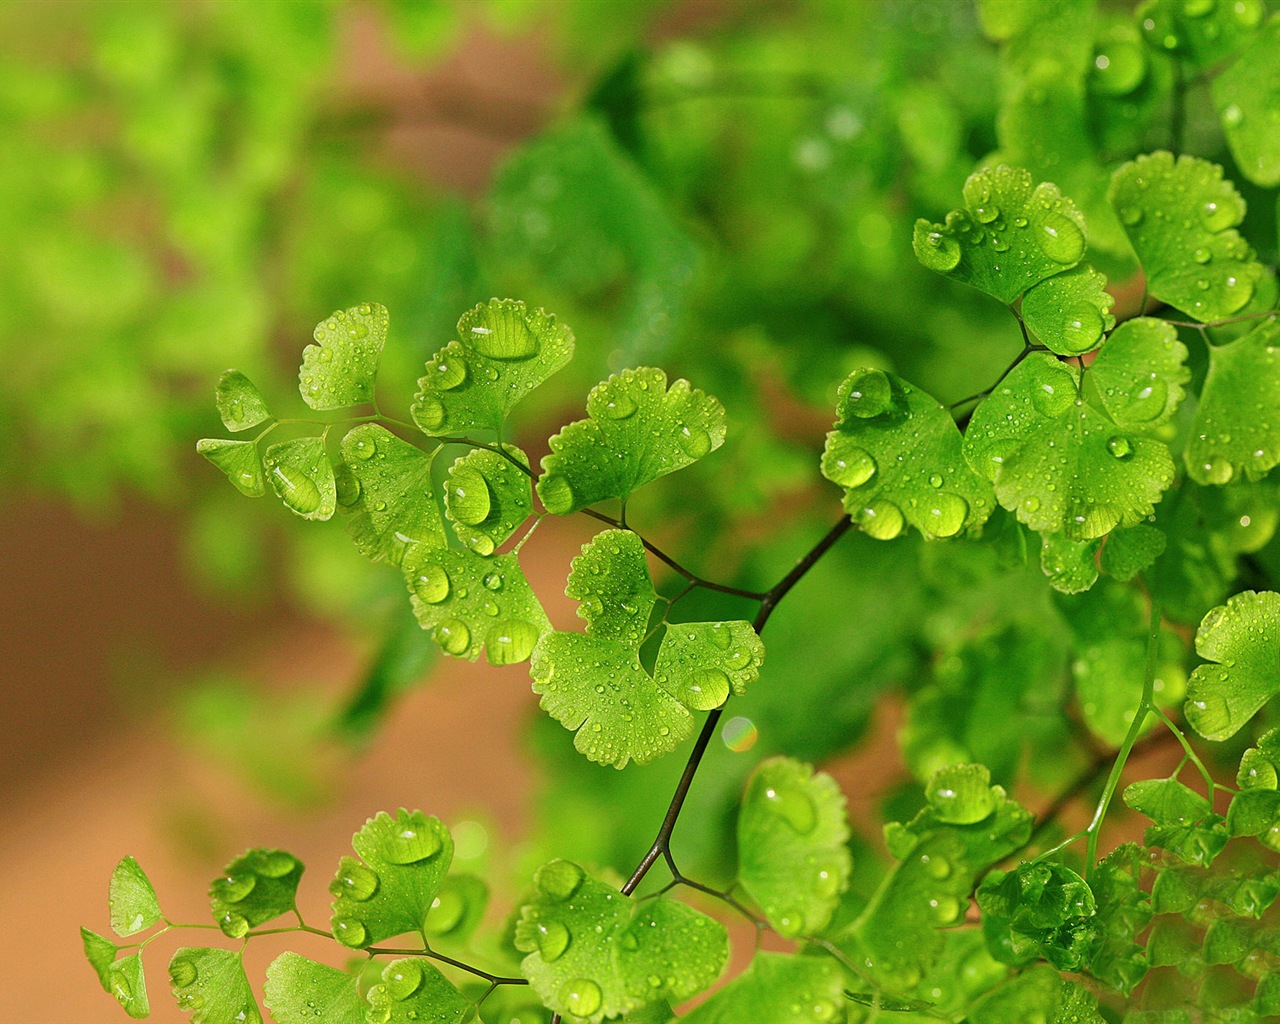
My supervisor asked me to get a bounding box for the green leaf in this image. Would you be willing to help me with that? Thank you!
[411,299,574,435]
[822,369,996,540]
[1226,788,1280,842]
[196,439,265,497]
[912,164,1088,303]
[109,856,161,937]
[1185,591,1280,741]
[215,370,271,432]
[1151,866,1202,915]
[1202,917,1254,966]
[1239,728,1280,790]
[263,436,337,520]
[565,529,656,646]
[530,632,695,768]
[1021,265,1116,356]
[1145,815,1230,866]
[1101,524,1167,581]
[653,620,764,711]
[1040,534,1100,594]
[208,848,303,938]
[365,958,471,1024]
[1185,318,1280,485]
[340,424,446,567]
[1088,317,1189,431]
[1213,14,1280,187]
[678,952,845,1024]
[1206,868,1280,918]
[1261,971,1280,1017]
[962,353,1176,540]
[736,757,852,938]
[1108,152,1269,321]
[108,952,150,1019]
[1087,844,1151,994]
[969,968,1105,1024]
[1124,777,1212,824]
[532,529,763,766]
[82,926,118,992]
[977,861,1098,970]
[839,767,1033,992]
[443,446,533,556]
[298,302,387,411]
[328,809,453,949]
[514,860,727,1024]
[1138,0,1266,72]
[536,367,726,515]
[263,953,364,1024]
[405,549,550,665]
[169,947,260,1024]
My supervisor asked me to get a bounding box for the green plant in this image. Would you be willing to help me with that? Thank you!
[80,1,1280,1022]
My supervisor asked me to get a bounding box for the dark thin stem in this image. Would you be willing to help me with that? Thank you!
[621,514,853,897]
[365,946,525,986]
[580,507,767,601]
[664,874,766,927]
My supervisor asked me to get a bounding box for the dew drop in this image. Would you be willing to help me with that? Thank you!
[384,961,423,1001]
[433,353,466,392]
[928,474,943,488]
[1193,247,1212,265]
[762,782,818,833]
[973,203,1000,224]
[676,424,712,458]
[425,889,466,935]
[924,492,969,538]
[602,393,637,419]
[169,958,198,988]
[539,473,575,515]
[483,571,503,591]
[1029,363,1077,417]
[535,920,571,962]
[466,317,538,360]
[386,823,442,865]
[1032,210,1086,264]
[434,618,470,656]
[686,668,730,710]
[843,368,895,419]
[859,499,905,540]
[536,860,585,901]
[1199,457,1235,485]
[1200,199,1236,233]
[931,895,964,924]
[1119,205,1143,226]
[823,442,877,488]
[449,466,491,525]
[1106,435,1134,459]
[351,437,377,461]
[215,873,257,904]
[332,916,369,948]
[487,619,540,666]
[918,231,961,273]
[415,394,447,432]
[920,853,953,879]
[220,911,249,937]
[1059,306,1105,354]
[1222,103,1244,127]
[560,979,602,1018]
[1187,691,1233,736]
[414,564,451,604]
[330,861,379,902]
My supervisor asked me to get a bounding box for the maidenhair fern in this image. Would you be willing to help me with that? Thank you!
[84,0,1280,1021]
